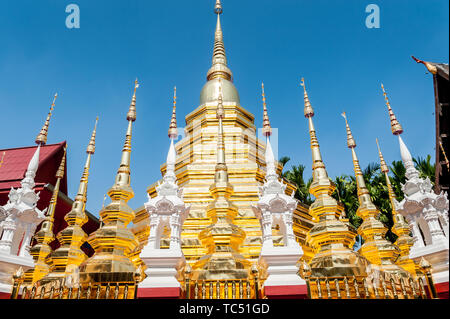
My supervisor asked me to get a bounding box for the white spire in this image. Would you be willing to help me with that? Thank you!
[398,135,419,180]
[164,138,177,183]
[265,136,277,181]
[21,145,41,190]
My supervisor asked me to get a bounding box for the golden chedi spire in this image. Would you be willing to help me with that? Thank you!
[39,119,98,285]
[207,0,232,82]
[261,82,272,137]
[35,93,58,145]
[192,78,249,281]
[23,147,67,285]
[341,113,409,279]
[376,139,416,276]
[79,80,140,291]
[301,79,369,279]
[168,86,178,139]
[381,84,403,136]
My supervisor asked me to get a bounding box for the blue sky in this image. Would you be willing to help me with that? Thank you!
[0,0,448,218]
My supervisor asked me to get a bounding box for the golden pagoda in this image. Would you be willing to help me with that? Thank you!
[376,139,416,276]
[301,79,369,281]
[191,79,250,281]
[341,112,410,279]
[78,80,140,293]
[24,147,67,285]
[37,118,98,285]
[132,0,313,270]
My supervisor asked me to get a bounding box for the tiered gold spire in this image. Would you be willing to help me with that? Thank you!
[168,86,178,139]
[376,139,416,276]
[39,118,98,284]
[261,82,272,137]
[23,147,67,285]
[192,78,249,280]
[206,0,232,82]
[302,79,369,278]
[381,84,403,136]
[35,93,58,145]
[79,80,140,289]
[341,113,409,277]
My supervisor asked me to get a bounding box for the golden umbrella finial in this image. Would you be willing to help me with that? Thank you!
[35,93,58,145]
[127,79,139,122]
[168,86,178,139]
[381,83,403,135]
[341,112,356,148]
[86,117,98,154]
[261,82,272,137]
[300,78,314,118]
[376,138,389,173]
[214,0,223,14]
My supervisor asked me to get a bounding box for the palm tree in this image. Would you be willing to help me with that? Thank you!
[279,156,291,178]
[283,164,313,205]
[414,155,435,184]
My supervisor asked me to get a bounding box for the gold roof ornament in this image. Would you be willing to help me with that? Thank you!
[38,119,97,285]
[412,56,438,75]
[168,86,178,139]
[439,139,450,172]
[25,147,67,285]
[79,80,140,289]
[381,84,403,135]
[302,78,369,279]
[341,112,356,148]
[0,151,5,169]
[261,82,272,137]
[36,93,58,145]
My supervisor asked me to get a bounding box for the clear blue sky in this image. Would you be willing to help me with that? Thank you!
[0,0,448,218]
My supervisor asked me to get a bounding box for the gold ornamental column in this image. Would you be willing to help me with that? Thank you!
[79,80,140,286]
[376,139,416,276]
[341,113,409,278]
[192,79,250,280]
[301,79,369,279]
[24,147,67,284]
[39,118,98,284]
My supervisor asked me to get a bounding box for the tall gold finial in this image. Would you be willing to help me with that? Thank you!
[207,0,232,81]
[376,138,389,173]
[261,82,272,137]
[381,83,403,135]
[86,117,98,154]
[214,78,228,183]
[341,112,356,148]
[300,78,314,118]
[114,79,139,191]
[35,93,58,145]
[127,79,139,122]
[168,86,178,139]
[439,139,450,172]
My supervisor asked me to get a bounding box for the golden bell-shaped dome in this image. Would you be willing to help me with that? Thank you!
[199,77,240,105]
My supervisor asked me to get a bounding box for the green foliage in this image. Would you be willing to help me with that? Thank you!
[279,157,313,205]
